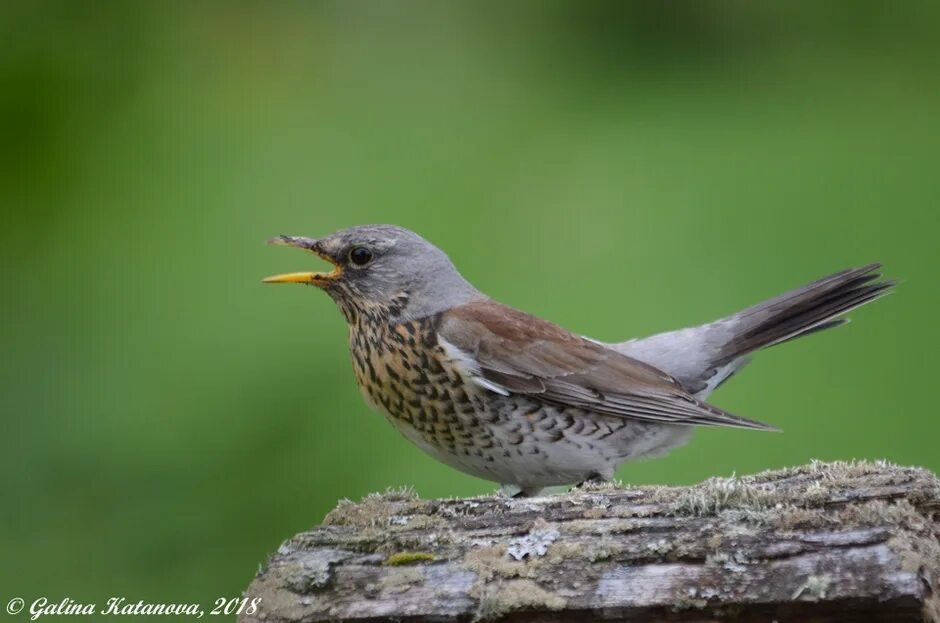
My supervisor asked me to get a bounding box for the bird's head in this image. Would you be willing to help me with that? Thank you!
[263,224,480,322]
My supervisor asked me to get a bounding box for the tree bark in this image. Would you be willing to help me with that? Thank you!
[242,461,940,622]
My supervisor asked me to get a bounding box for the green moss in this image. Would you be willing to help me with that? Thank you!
[384,551,436,566]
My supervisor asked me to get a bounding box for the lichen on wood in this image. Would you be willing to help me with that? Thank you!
[242,460,940,622]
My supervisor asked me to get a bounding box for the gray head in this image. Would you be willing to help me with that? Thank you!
[263,224,481,322]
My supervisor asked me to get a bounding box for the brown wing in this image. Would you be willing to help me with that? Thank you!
[439,299,777,430]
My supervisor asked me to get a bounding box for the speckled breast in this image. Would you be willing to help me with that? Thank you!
[346,314,495,455]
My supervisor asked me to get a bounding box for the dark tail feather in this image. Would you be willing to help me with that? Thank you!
[718,264,895,363]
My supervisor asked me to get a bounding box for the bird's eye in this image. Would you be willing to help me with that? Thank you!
[348,246,374,267]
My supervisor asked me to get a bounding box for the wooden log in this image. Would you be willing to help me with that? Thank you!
[242,461,940,622]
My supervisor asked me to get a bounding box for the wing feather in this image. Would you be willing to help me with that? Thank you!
[439,299,777,431]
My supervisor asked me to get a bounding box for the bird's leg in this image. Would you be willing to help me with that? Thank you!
[499,484,545,498]
[574,471,611,490]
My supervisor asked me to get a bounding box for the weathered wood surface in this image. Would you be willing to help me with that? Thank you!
[242,461,940,622]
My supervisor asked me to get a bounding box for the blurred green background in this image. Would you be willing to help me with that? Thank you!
[2,0,938,613]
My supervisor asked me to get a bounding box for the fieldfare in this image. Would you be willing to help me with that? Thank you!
[264,225,894,496]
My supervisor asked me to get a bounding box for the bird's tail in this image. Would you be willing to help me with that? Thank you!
[614,263,895,398]
[714,263,896,364]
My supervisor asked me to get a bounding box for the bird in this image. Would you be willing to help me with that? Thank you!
[263,224,894,496]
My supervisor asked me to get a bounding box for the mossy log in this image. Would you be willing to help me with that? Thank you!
[242,461,940,622]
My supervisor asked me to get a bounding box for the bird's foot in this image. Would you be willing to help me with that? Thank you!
[575,472,607,488]
[573,471,619,492]
[498,484,545,498]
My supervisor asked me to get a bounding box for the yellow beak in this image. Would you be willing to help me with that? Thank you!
[262,235,342,285]
[262,270,341,284]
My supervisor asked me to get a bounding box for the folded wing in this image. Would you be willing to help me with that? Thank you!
[438,299,777,431]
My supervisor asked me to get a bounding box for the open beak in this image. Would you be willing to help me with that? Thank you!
[262,235,342,285]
